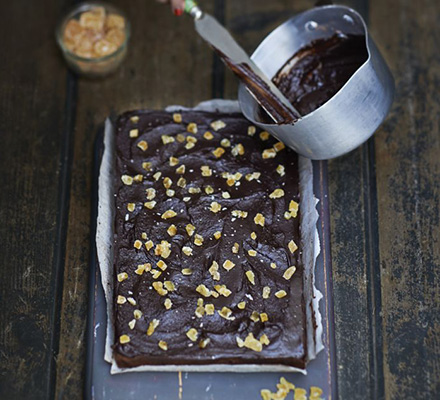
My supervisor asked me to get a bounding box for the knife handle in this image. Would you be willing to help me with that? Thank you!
[184,0,203,19]
[184,0,197,12]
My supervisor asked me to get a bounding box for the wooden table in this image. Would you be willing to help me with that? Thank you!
[1,0,439,398]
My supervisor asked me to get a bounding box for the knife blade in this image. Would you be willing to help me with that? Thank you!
[184,1,301,124]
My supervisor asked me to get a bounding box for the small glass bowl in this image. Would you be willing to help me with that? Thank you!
[56,2,130,77]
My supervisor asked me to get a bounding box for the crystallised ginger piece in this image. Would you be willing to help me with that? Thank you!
[196,284,211,297]
[210,202,221,213]
[232,210,248,219]
[176,165,186,174]
[167,224,177,236]
[231,143,245,156]
[129,128,138,138]
[205,303,215,315]
[161,210,177,219]
[186,224,195,236]
[218,306,234,320]
[144,201,156,209]
[269,188,285,199]
[158,341,168,351]
[243,333,262,352]
[121,175,133,185]
[199,338,210,349]
[254,213,265,226]
[274,141,285,152]
[283,266,297,280]
[146,188,156,200]
[181,268,192,275]
[201,165,212,176]
[275,290,287,299]
[164,298,172,310]
[137,140,148,151]
[210,120,226,131]
[288,240,298,253]
[182,246,193,256]
[147,319,160,336]
[276,164,285,176]
[232,243,239,254]
[105,13,125,30]
[173,113,182,123]
[142,162,152,171]
[248,126,256,136]
[117,272,128,282]
[262,148,276,159]
[259,131,270,141]
[262,286,271,299]
[260,334,270,345]
[186,328,198,342]
[203,131,214,140]
[223,260,235,271]
[246,271,255,285]
[169,156,179,166]
[194,234,204,246]
[212,147,225,158]
[119,334,130,344]
[289,200,299,218]
[187,122,198,134]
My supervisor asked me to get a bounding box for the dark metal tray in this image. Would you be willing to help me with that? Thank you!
[85,131,337,399]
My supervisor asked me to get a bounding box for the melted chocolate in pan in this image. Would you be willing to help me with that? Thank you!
[273,32,368,117]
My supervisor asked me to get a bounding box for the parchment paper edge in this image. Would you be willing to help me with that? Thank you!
[95,100,322,374]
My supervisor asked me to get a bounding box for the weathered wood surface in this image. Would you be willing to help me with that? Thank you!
[55,1,215,399]
[370,0,440,398]
[0,1,69,399]
[0,0,439,399]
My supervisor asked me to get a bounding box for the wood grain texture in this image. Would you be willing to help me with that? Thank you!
[54,1,215,398]
[223,1,385,399]
[325,1,388,399]
[1,0,438,398]
[328,147,380,400]
[0,1,68,399]
[370,0,440,398]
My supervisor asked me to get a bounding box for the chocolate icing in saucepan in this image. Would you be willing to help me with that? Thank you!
[273,32,368,116]
[217,32,367,124]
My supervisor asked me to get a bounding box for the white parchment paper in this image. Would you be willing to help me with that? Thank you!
[96,100,322,374]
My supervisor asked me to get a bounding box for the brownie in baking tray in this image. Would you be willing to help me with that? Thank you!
[112,110,307,369]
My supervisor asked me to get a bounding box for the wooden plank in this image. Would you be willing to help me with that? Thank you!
[325,3,384,399]
[0,1,69,399]
[328,147,379,400]
[224,1,381,398]
[370,0,440,398]
[54,1,216,397]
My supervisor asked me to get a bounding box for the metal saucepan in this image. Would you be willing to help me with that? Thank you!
[238,5,395,160]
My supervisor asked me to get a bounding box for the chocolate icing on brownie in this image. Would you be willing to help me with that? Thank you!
[113,110,306,368]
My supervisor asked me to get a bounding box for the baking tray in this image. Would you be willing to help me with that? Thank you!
[85,128,337,399]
